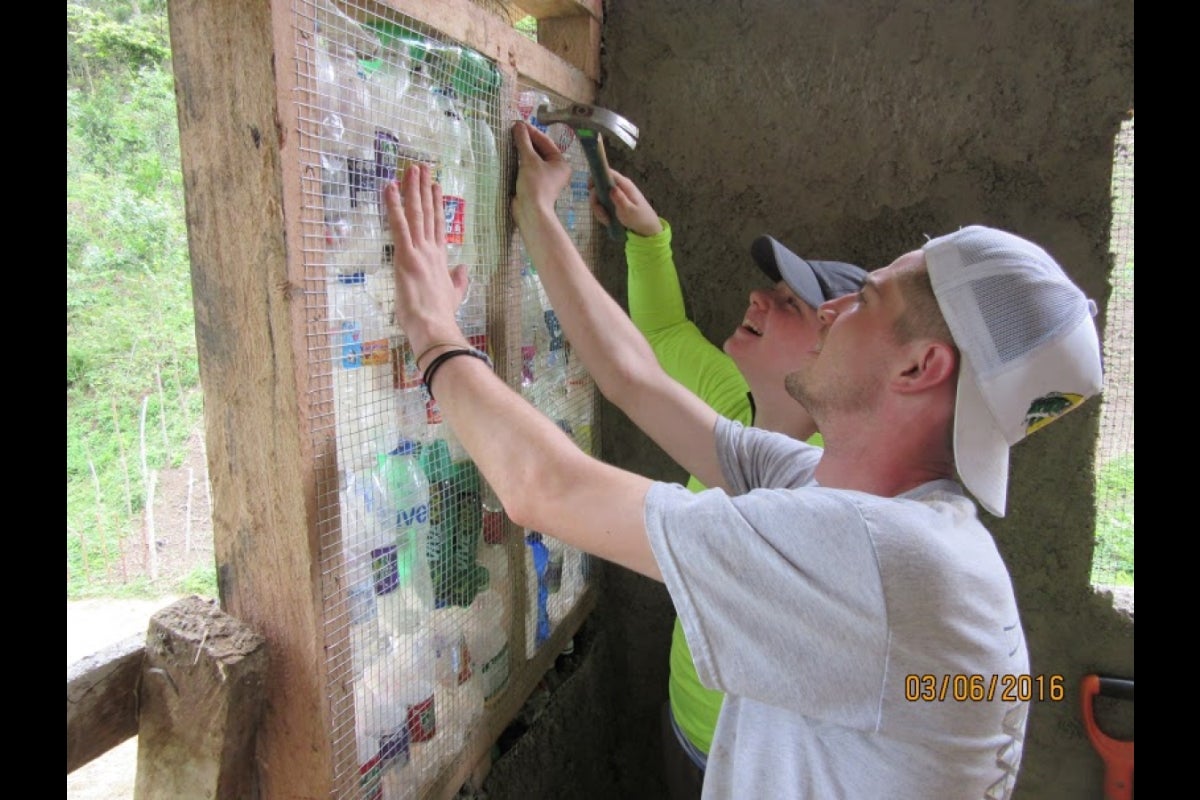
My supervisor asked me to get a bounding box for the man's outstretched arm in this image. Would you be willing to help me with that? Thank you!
[384,164,662,580]
[510,121,727,491]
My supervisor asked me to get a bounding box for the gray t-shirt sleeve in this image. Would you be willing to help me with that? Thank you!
[646,420,890,731]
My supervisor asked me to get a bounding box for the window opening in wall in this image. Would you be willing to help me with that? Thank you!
[1091,113,1133,604]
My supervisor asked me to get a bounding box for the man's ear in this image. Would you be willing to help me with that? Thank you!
[893,340,958,393]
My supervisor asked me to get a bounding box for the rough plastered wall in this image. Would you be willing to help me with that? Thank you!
[483,2,1134,798]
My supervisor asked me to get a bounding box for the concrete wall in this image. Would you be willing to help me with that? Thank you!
[483,2,1134,797]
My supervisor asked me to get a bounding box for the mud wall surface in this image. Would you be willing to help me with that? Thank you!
[484,2,1134,797]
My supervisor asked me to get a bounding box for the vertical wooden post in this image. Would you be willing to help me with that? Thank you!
[135,596,269,799]
[167,0,603,795]
[167,0,339,795]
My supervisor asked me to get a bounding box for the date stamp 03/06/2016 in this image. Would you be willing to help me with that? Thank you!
[904,674,1065,703]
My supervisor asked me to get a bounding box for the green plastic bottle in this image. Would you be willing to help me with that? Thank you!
[419,437,488,607]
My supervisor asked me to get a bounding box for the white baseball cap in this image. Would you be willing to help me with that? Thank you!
[924,225,1104,517]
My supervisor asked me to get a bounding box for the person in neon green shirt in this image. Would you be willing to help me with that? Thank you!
[592,170,867,799]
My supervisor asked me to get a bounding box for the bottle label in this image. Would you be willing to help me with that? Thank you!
[395,501,429,586]
[435,632,473,687]
[443,195,466,245]
[406,694,437,742]
[545,309,565,353]
[348,157,377,209]
[570,170,590,202]
[481,641,511,704]
[378,724,411,768]
[357,753,385,800]
[483,509,505,545]
[397,502,429,530]
[370,545,399,595]
[339,321,363,368]
[361,336,390,367]
[425,393,443,425]
[393,340,422,389]
[521,344,536,385]
[374,131,429,184]
[467,332,490,361]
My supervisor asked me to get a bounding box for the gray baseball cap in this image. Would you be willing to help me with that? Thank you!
[750,235,868,308]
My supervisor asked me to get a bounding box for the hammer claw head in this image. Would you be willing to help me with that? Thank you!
[534,102,639,150]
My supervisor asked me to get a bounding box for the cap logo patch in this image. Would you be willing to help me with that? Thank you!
[1023,392,1085,435]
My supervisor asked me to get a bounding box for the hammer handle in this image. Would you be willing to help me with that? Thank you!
[577,131,626,242]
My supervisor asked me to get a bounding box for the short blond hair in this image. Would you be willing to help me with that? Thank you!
[893,260,954,347]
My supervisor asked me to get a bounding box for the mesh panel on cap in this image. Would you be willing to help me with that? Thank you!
[970,273,1086,369]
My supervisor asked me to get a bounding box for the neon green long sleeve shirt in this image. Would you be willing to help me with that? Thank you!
[626,219,746,758]
[627,220,824,757]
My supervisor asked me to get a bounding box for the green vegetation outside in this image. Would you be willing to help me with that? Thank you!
[67,0,210,599]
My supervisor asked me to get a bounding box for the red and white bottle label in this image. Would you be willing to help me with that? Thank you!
[443,196,466,245]
[406,694,436,742]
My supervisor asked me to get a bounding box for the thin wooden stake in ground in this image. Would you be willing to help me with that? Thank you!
[140,395,158,582]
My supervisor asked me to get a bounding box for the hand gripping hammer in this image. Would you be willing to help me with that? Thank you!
[536,102,640,242]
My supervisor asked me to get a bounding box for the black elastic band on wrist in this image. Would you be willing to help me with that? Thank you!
[422,347,493,401]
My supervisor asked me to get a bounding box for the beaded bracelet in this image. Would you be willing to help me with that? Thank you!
[422,347,493,401]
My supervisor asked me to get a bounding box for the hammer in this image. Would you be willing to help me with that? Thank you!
[536,102,640,242]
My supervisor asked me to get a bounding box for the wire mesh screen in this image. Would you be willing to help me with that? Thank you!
[510,82,599,663]
[1092,114,1133,591]
[294,1,599,796]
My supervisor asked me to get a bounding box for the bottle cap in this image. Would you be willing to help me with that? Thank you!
[389,437,418,457]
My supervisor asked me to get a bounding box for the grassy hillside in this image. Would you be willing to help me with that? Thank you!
[67,1,214,598]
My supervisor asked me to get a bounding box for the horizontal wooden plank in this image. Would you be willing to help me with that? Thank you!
[344,0,596,103]
[538,13,599,81]
[510,0,600,20]
[67,634,145,773]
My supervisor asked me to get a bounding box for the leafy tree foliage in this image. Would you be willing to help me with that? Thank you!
[68,0,200,597]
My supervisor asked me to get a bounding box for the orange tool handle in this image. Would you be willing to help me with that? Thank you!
[1080,674,1134,800]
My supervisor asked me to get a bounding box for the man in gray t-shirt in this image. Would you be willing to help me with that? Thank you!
[382,124,1104,799]
[647,421,1030,797]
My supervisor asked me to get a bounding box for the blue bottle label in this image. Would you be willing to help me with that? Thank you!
[340,320,363,368]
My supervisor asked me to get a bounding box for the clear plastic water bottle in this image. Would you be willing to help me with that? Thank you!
[375,438,434,639]
[467,568,510,709]
[368,27,438,201]
[518,89,551,133]
[330,274,393,472]
[391,630,442,785]
[432,85,472,269]
[341,465,402,668]
[455,262,490,366]
[457,50,502,282]
[341,478,389,677]
[355,658,410,799]
[480,475,505,546]
[429,605,483,748]
[519,263,545,391]
[314,33,381,278]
